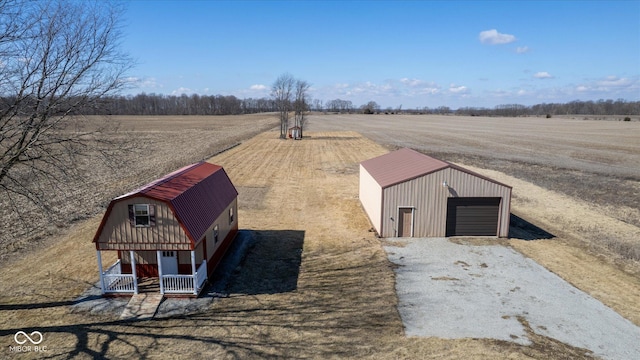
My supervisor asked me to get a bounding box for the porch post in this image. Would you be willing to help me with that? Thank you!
[191,250,197,295]
[96,250,105,294]
[130,250,139,294]
[157,250,164,294]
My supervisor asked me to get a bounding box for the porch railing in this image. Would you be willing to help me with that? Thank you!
[195,260,207,290]
[102,260,136,293]
[162,260,207,295]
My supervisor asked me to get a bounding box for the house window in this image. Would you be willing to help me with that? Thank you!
[213,225,219,244]
[229,207,234,224]
[162,251,175,257]
[134,204,150,227]
[128,204,156,227]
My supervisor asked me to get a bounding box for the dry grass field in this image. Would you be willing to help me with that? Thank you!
[0,114,279,263]
[0,114,638,358]
[310,114,640,263]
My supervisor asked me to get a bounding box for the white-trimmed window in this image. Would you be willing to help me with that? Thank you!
[213,225,219,244]
[229,207,234,224]
[128,204,155,227]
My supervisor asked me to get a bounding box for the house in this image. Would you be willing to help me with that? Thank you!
[93,161,238,296]
[359,148,511,238]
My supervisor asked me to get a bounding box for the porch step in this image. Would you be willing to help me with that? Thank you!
[120,294,163,320]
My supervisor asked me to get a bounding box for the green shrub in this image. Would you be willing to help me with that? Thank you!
[623,117,631,121]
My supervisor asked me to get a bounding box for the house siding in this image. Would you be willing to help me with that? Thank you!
[206,198,238,262]
[96,196,192,251]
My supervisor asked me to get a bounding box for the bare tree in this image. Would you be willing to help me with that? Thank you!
[325,99,353,113]
[293,79,310,138]
[312,99,323,112]
[361,101,380,114]
[271,73,295,139]
[0,0,132,214]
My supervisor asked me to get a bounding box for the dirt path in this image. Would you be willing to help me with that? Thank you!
[0,131,637,359]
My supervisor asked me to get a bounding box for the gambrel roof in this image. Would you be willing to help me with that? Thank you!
[93,161,238,245]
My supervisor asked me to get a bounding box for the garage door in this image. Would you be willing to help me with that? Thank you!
[446,197,500,236]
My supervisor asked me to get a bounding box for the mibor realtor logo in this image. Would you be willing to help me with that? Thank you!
[9,331,47,353]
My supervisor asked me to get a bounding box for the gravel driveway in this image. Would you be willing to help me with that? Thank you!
[384,238,640,360]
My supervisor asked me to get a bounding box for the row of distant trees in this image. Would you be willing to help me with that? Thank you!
[85,93,276,115]
[71,95,640,117]
[456,100,640,117]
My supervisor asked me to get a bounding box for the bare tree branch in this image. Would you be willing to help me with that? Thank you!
[0,0,132,228]
[271,73,295,139]
[293,79,310,138]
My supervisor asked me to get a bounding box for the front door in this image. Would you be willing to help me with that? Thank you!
[397,207,414,237]
[161,251,178,275]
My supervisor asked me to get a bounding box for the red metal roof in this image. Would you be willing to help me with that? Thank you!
[361,148,449,188]
[361,148,511,189]
[95,161,238,245]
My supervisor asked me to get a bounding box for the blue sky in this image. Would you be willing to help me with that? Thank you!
[122,0,640,109]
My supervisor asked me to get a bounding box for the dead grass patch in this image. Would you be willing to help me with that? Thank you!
[1,128,637,358]
[236,186,270,210]
[449,237,511,247]
[514,316,594,359]
[431,276,460,281]
[0,114,279,264]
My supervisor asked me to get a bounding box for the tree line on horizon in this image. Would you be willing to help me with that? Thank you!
[64,94,640,117]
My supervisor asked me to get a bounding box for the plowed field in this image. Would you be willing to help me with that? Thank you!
[1,115,639,358]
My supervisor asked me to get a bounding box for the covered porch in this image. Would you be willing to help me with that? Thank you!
[96,250,207,296]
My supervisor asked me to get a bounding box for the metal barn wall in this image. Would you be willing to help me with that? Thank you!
[359,164,383,235]
[381,167,511,237]
[96,196,192,251]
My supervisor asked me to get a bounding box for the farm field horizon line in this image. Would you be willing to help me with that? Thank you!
[0,116,638,358]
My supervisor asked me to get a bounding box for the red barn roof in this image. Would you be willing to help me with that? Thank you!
[94,161,237,245]
[361,148,511,189]
[361,148,449,188]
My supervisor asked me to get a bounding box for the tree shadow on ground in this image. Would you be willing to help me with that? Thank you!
[509,214,555,240]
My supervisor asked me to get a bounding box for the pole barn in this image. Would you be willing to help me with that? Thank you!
[359,148,511,238]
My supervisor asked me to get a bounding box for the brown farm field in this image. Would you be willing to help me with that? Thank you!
[0,114,639,358]
[310,114,640,262]
[0,114,280,263]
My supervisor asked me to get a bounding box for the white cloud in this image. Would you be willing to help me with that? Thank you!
[479,29,516,45]
[597,75,632,87]
[250,84,267,90]
[400,78,425,87]
[576,75,639,93]
[449,84,468,94]
[534,72,554,79]
[125,76,161,89]
[171,87,193,95]
[516,46,530,54]
[399,78,440,95]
